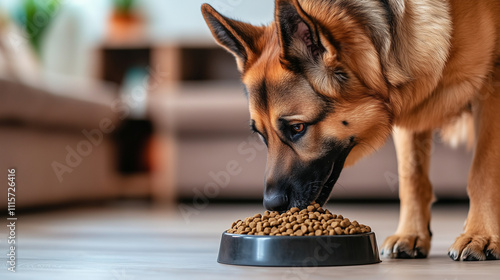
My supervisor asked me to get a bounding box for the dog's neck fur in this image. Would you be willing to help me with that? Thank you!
[376,0,452,85]
[379,0,453,114]
[297,0,453,123]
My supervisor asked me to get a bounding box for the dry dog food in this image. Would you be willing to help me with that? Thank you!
[227,202,371,236]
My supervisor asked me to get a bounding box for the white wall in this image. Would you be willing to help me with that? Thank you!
[141,0,274,44]
[0,0,275,77]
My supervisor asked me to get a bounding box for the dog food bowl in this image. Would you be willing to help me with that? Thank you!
[217,231,380,266]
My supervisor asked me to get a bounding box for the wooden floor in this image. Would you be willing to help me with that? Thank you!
[1,202,499,279]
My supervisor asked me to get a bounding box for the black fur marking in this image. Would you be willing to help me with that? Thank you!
[276,119,297,150]
[276,0,306,74]
[314,141,353,206]
[278,138,350,209]
[277,1,303,50]
[316,22,342,57]
[280,56,305,75]
[250,120,268,146]
[342,120,349,126]
[256,80,268,112]
[309,107,331,126]
[378,0,394,28]
[334,68,349,85]
[250,120,257,133]
[277,130,295,150]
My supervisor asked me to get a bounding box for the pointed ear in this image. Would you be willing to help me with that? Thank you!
[201,4,264,72]
[275,0,331,70]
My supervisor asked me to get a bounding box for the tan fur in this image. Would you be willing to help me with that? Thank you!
[440,112,475,150]
[382,0,500,261]
[383,127,434,258]
[202,0,500,260]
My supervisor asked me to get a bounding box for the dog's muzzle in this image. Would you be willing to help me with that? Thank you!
[263,143,353,211]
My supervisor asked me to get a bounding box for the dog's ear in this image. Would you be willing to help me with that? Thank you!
[275,0,334,71]
[275,0,388,99]
[201,4,264,72]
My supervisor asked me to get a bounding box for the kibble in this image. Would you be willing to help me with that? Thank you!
[227,202,371,236]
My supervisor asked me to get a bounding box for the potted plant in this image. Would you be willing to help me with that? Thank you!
[109,0,144,41]
[17,0,61,55]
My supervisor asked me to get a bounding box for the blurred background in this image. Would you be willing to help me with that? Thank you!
[0,0,473,211]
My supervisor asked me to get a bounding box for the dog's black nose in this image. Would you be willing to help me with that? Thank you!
[263,194,288,211]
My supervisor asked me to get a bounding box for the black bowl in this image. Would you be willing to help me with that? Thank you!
[217,231,380,266]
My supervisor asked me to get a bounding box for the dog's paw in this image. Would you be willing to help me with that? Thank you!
[448,234,500,261]
[380,234,431,259]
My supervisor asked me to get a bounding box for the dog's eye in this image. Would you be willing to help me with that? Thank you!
[291,123,305,133]
[289,123,307,141]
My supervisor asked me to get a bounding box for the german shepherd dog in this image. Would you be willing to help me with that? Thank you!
[201,0,500,261]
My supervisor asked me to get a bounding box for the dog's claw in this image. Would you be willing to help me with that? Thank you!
[395,250,412,259]
[414,248,427,258]
[462,253,481,261]
[449,234,500,261]
[380,248,392,258]
[381,234,430,259]
[448,250,460,261]
[485,250,499,260]
[391,247,426,259]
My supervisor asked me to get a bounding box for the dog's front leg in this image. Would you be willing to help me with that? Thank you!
[448,80,500,261]
[381,127,434,258]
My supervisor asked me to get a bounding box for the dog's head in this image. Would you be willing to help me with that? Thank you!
[202,0,393,210]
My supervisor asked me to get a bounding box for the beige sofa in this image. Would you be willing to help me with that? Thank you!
[0,77,122,208]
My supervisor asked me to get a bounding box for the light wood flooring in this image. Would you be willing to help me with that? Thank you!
[1,202,499,279]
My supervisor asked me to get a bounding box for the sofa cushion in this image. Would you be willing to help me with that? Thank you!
[0,77,120,130]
